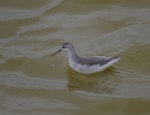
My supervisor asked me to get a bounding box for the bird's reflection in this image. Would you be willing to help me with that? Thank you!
[67,67,121,94]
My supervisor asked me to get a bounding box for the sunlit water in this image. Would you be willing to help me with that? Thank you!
[0,0,150,115]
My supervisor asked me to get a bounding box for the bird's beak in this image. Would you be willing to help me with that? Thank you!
[51,49,62,56]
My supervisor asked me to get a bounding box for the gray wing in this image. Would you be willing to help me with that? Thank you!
[78,56,117,66]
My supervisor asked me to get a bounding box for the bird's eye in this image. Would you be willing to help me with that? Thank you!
[62,46,65,48]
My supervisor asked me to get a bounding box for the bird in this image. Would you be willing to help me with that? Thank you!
[52,42,120,74]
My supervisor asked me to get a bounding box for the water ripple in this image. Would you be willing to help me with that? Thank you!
[0,72,67,90]
[0,0,64,21]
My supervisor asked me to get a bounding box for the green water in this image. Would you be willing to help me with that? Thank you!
[0,0,150,115]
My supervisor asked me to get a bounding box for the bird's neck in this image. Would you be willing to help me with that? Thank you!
[68,47,79,62]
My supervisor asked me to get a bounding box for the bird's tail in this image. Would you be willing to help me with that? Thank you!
[113,56,120,60]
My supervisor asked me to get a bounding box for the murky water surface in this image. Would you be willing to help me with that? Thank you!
[0,0,150,115]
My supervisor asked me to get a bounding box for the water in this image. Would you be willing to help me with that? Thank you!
[0,0,150,115]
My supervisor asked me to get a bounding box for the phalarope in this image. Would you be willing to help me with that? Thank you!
[52,42,120,74]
